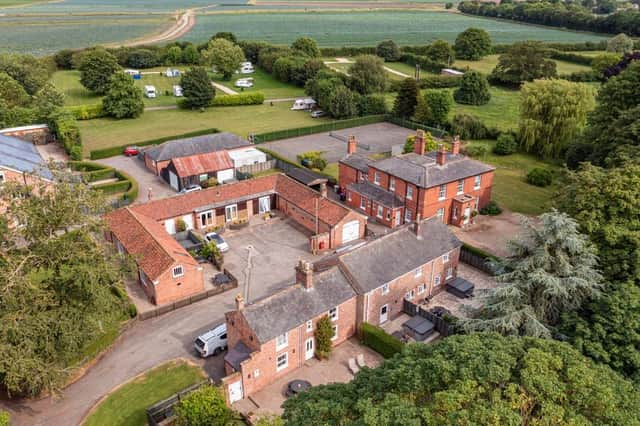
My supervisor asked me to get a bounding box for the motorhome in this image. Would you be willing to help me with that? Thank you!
[172,85,183,97]
[239,62,254,74]
[235,78,254,88]
[291,97,316,111]
[144,85,157,99]
[194,323,228,357]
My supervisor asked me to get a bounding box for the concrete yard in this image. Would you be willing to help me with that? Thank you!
[261,122,414,164]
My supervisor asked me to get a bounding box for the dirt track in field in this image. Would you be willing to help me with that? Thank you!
[122,9,195,47]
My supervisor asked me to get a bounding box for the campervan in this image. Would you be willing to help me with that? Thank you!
[172,85,183,97]
[144,85,157,99]
[291,98,316,111]
[239,62,254,74]
[165,68,180,78]
[235,78,254,88]
[194,323,228,357]
[124,69,140,76]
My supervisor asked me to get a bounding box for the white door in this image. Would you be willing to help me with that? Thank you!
[341,220,360,243]
[305,337,314,360]
[169,172,179,191]
[259,196,271,214]
[182,214,193,230]
[463,207,471,225]
[380,304,389,324]
[164,219,176,234]
[225,204,238,222]
[394,210,401,226]
[228,380,243,403]
[217,168,234,183]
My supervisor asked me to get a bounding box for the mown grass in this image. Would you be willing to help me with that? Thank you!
[448,86,521,132]
[51,71,101,106]
[211,68,305,99]
[84,360,206,426]
[454,54,592,75]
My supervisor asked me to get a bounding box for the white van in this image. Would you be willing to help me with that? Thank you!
[194,323,228,357]
[291,97,316,111]
[173,84,183,97]
[144,85,157,99]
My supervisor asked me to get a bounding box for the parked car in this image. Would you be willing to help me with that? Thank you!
[194,323,228,357]
[204,232,229,252]
[310,110,326,118]
[180,184,202,194]
[235,78,254,88]
[123,146,140,156]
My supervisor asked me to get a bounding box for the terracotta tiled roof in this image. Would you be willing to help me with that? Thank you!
[104,207,197,280]
[171,151,234,178]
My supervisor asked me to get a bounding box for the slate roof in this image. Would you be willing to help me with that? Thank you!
[144,132,251,162]
[225,341,251,371]
[339,216,462,294]
[240,266,356,344]
[347,181,403,208]
[171,151,234,177]
[104,208,197,280]
[339,153,372,173]
[286,167,328,186]
[0,134,53,180]
[369,151,495,189]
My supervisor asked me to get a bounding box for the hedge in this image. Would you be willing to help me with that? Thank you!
[117,170,139,201]
[462,242,500,263]
[50,113,82,155]
[388,75,461,92]
[252,115,386,143]
[93,179,131,195]
[361,322,405,359]
[399,53,447,74]
[65,104,106,120]
[68,161,116,182]
[89,128,219,160]
[211,92,265,107]
[320,46,377,57]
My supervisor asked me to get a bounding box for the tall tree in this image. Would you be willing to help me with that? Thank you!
[203,38,245,80]
[0,71,30,108]
[392,78,419,118]
[78,48,120,95]
[454,70,491,105]
[464,211,602,338]
[491,41,557,85]
[454,27,491,60]
[33,83,65,122]
[422,89,452,127]
[519,79,595,159]
[291,36,320,58]
[348,55,387,95]
[375,40,400,62]
[607,33,634,54]
[427,39,454,64]
[102,72,144,119]
[180,67,215,109]
[327,86,358,119]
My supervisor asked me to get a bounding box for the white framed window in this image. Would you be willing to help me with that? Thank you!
[306,320,313,332]
[438,184,446,200]
[418,284,426,294]
[414,267,422,278]
[474,175,481,190]
[360,197,366,210]
[382,283,389,295]
[254,369,260,378]
[328,307,338,321]
[331,325,338,341]
[434,275,441,286]
[376,205,383,219]
[446,267,453,280]
[457,179,464,195]
[389,177,395,191]
[386,211,391,221]
[199,173,208,182]
[405,209,412,223]
[172,265,184,278]
[276,353,288,371]
[405,289,415,300]
[437,208,445,222]
[200,211,213,227]
[276,333,288,351]
[443,252,450,263]
[374,172,380,185]
[406,186,413,200]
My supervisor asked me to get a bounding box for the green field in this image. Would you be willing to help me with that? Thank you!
[78,101,327,154]
[211,68,305,99]
[50,71,101,106]
[84,361,206,426]
[449,86,521,131]
[455,54,592,76]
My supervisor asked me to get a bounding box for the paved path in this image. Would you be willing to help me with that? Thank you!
[212,81,238,95]
[383,66,410,78]
[325,59,411,78]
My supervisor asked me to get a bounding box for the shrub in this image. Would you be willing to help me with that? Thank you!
[210,92,264,107]
[315,316,334,359]
[453,70,491,105]
[493,133,518,155]
[479,200,502,216]
[201,177,218,188]
[526,168,553,187]
[65,103,105,120]
[176,218,187,232]
[376,40,400,62]
[464,144,488,158]
[127,303,137,318]
[357,94,387,115]
[361,322,404,358]
[93,179,131,195]
[174,385,232,426]
[0,410,9,426]
[70,145,83,160]
[54,49,74,70]
[450,113,491,140]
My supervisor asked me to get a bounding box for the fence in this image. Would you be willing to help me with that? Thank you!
[460,244,498,275]
[402,299,456,337]
[236,159,276,175]
[146,380,211,426]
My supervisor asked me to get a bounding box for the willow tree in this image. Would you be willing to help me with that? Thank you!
[464,210,602,338]
[519,79,595,159]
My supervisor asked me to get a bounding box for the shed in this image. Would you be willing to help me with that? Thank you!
[227,148,267,168]
[163,151,235,191]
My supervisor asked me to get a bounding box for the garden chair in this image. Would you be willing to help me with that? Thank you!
[348,358,360,375]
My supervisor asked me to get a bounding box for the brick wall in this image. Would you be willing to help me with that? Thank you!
[153,262,204,306]
[1,126,52,145]
[338,163,359,189]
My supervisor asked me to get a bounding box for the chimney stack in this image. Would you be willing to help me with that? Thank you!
[235,294,245,310]
[414,129,426,156]
[319,182,327,198]
[436,144,447,166]
[347,135,357,155]
[451,135,461,155]
[413,213,423,239]
[296,259,313,290]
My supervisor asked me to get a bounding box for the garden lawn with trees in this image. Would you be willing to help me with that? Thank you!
[455,54,593,76]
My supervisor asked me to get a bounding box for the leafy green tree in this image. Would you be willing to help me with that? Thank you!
[282,333,640,425]
[519,79,595,159]
[33,83,65,122]
[0,72,30,108]
[102,72,144,119]
[181,44,201,65]
[314,316,333,359]
[491,41,557,85]
[413,94,430,123]
[203,38,245,80]
[212,31,237,43]
[427,39,454,64]
[0,54,51,95]
[164,45,182,65]
[454,27,491,60]
[422,89,452,127]
[454,70,490,105]
[126,49,160,69]
[464,211,602,338]
[174,385,233,426]
[78,48,120,95]
[53,49,74,70]
[592,52,621,77]
[348,54,387,95]
[357,94,387,115]
[403,132,436,154]
[180,67,215,109]
[327,86,358,119]
[375,40,400,62]
[392,78,419,118]
[304,69,346,108]
[291,36,320,57]
[607,33,634,54]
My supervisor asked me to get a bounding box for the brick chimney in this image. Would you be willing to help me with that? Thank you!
[451,135,461,155]
[319,182,327,198]
[413,213,423,239]
[235,294,245,310]
[436,144,447,166]
[296,259,313,290]
[414,129,426,156]
[347,135,357,154]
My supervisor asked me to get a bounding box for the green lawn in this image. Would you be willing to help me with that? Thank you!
[78,101,327,155]
[50,71,101,107]
[383,61,421,78]
[466,139,561,215]
[84,360,206,426]
[448,86,521,132]
[454,54,592,75]
[568,50,606,57]
[212,68,305,99]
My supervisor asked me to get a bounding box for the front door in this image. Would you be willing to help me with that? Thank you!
[394,210,401,227]
[380,304,389,324]
[225,204,238,222]
[259,196,271,214]
[305,337,314,360]
[463,207,471,225]
[228,380,243,403]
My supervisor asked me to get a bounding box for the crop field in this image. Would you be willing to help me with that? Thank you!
[0,0,222,13]
[455,54,592,76]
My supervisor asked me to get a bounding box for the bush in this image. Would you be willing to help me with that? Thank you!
[361,322,404,358]
[174,385,232,426]
[176,218,187,233]
[298,151,327,171]
[49,111,82,154]
[479,200,502,216]
[54,49,74,70]
[453,70,491,105]
[70,145,83,160]
[315,316,334,359]
[450,113,496,140]
[118,170,138,201]
[357,94,388,116]
[201,177,218,188]
[464,144,488,158]
[376,40,400,62]
[493,133,518,155]
[0,410,9,426]
[65,103,105,120]
[526,168,553,187]
[210,92,264,107]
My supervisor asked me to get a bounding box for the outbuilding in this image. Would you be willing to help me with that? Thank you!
[227,147,267,168]
[163,151,235,191]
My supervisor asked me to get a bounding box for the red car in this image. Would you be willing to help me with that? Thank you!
[123,146,140,157]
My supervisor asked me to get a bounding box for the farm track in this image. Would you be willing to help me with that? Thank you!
[122,9,195,47]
